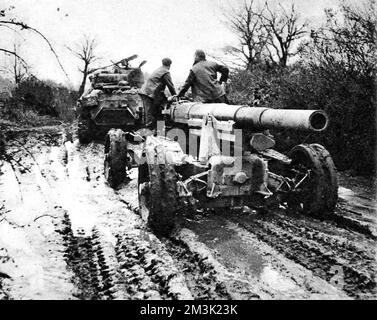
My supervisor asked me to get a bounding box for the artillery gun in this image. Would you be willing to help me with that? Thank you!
[76,54,147,144]
[105,100,338,236]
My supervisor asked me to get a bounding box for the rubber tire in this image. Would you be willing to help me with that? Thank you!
[288,144,326,215]
[138,162,151,223]
[310,143,338,212]
[104,129,128,188]
[78,115,95,144]
[138,162,179,236]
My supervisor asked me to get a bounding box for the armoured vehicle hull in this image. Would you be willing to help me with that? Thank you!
[77,55,146,143]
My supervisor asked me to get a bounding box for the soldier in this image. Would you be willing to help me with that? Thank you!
[176,49,229,103]
[140,58,177,129]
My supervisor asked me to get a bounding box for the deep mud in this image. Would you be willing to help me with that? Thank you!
[0,126,376,300]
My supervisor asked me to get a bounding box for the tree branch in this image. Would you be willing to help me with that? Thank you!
[0,20,70,82]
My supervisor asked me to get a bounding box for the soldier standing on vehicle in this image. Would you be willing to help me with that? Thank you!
[176,49,229,103]
[140,58,177,129]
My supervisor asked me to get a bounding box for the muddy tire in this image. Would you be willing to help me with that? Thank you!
[104,129,128,188]
[77,113,95,144]
[138,162,180,236]
[138,163,151,223]
[310,143,338,212]
[287,144,327,215]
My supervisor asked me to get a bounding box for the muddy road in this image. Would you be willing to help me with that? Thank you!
[0,126,376,300]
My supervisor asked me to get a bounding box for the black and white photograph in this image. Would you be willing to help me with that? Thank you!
[0,0,376,304]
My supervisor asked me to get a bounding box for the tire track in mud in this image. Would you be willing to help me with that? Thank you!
[97,205,239,301]
[161,236,235,300]
[45,143,126,300]
[322,207,377,239]
[114,170,252,299]
[58,210,196,300]
[57,211,136,300]
[223,220,350,299]
[175,213,351,299]
[115,232,193,300]
[11,134,240,300]
[50,144,194,300]
[4,129,375,300]
[118,186,263,300]
[57,212,99,299]
[3,134,123,300]
[228,212,377,299]
[118,188,264,300]
[272,212,376,263]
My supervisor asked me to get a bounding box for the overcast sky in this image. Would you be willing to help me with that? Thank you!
[1,0,342,88]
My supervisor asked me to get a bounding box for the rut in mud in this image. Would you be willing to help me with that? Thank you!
[224,212,376,299]
[0,127,376,300]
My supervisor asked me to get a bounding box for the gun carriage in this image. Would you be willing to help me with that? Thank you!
[104,99,338,236]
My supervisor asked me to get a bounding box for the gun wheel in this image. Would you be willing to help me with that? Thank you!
[287,143,337,216]
[77,115,95,144]
[310,143,338,212]
[104,129,128,188]
[138,161,180,237]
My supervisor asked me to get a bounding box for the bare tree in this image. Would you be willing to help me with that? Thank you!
[222,0,269,70]
[10,42,26,84]
[0,6,69,81]
[68,35,100,96]
[308,0,376,77]
[221,1,307,69]
[0,45,29,81]
[261,1,307,67]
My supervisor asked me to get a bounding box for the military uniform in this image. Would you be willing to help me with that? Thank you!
[178,59,229,103]
[140,65,176,127]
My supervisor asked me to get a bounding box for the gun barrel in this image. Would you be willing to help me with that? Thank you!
[170,103,329,132]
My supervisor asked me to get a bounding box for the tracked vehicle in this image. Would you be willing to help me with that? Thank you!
[105,99,338,236]
[76,55,147,144]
